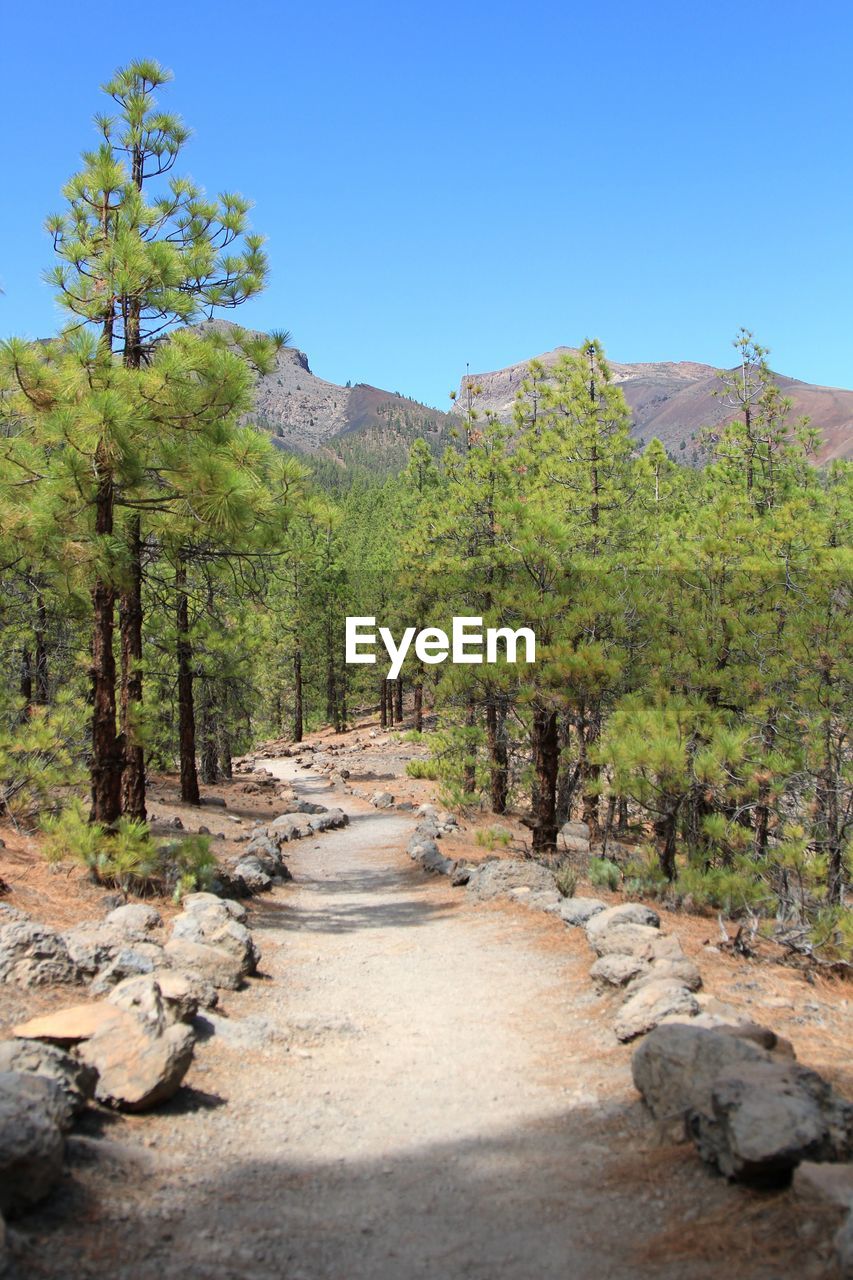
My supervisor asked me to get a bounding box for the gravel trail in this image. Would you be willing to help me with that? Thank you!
[20,761,820,1280]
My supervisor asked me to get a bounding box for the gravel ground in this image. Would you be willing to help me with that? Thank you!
[10,760,839,1280]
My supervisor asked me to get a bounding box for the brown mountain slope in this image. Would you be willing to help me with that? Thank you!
[454,348,853,464]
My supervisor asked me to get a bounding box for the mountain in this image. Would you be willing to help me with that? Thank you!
[452,347,853,465]
[228,335,456,479]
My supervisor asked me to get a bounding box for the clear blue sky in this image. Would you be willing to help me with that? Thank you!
[1,0,851,407]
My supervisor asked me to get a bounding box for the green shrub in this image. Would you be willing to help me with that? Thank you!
[555,862,578,898]
[41,803,215,897]
[406,759,440,780]
[589,857,621,891]
[623,845,669,897]
[674,860,766,915]
[0,697,85,824]
[475,826,512,851]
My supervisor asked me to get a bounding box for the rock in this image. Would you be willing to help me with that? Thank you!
[163,938,245,990]
[0,1040,95,1115]
[585,902,660,941]
[371,791,394,809]
[0,920,82,988]
[466,859,556,901]
[164,816,184,830]
[451,865,473,887]
[837,1210,853,1280]
[202,796,227,807]
[170,907,259,976]
[0,1072,68,1214]
[586,921,662,959]
[88,942,165,995]
[78,1004,194,1113]
[590,953,650,988]
[417,804,439,818]
[308,808,348,832]
[62,922,125,977]
[155,968,217,1014]
[409,837,440,862]
[560,897,607,927]
[107,974,167,1033]
[794,1161,853,1210]
[632,1023,780,1125]
[13,1002,123,1045]
[614,979,700,1042]
[182,892,248,924]
[233,856,272,893]
[104,904,163,938]
[558,820,591,853]
[418,845,456,876]
[625,957,702,994]
[691,1059,853,1185]
[268,813,312,842]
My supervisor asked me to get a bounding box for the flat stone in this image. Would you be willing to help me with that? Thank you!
[590,953,650,988]
[13,1003,124,1045]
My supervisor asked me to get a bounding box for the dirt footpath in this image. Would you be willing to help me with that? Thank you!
[19,760,836,1280]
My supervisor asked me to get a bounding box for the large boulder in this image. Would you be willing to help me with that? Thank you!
[154,968,216,1018]
[62,921,127,977]
[625,956,702,994]
[88,941,166,995]
[370,791,394,809]
[182,893,247,923]
[560,897,607,927]
[170,905,259,976]
[466,859,556,902]
[233,856,273,893]
[104,903,163,939]
[268,813,312,843]
[0,920,82,988]
[0,1072,69,1214]
[163,938,246,990]
[558,821,591,854]
[614,979,700,1042]
[586,922,661,959]
[585,902,660,941]
[78,1006,194,1112]
[690,1059,853,1185]
[0,1039,95,1115]
[308,808,348,832]
[632,1023,790,1125]
[13,1002,125,1045]
[589,953,650,988]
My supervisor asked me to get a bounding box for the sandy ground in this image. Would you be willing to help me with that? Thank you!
[10,756,843,1280]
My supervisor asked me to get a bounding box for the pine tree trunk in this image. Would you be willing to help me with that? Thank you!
[579,705,602,840]
[654,802,679,880]
[616,796,629,836]
[219,723,233,780]
[395,677,403,723]
[555,718,577,825]
[199,683,219,785]
[379,678,387,728]
[175,557,200,806]
[19,648,32,721]
[90,461,123,825]
[119,517,146,820]
[414,681,423,733]
[386,680,395,726]
[463,699,477,795]
[33,589,49,705]
[486,697,509,814]
[531,705,559,855]
[293,648,303,743]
